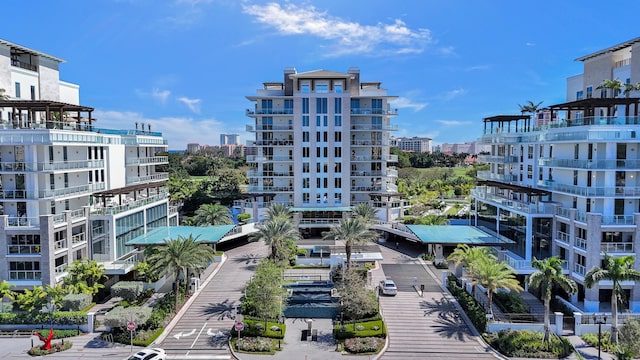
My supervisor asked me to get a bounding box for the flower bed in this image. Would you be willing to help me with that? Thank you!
[344,336,384,354]
[235,336,274,353]
[333,319,386,339]
[27,341,73,356]
[486,329,573,358]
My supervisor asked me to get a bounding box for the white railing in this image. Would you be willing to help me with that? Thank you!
[601,242,633,253]
[556,231,570,245]
[71,233,86,245]
[574,237,587,250]
[574,263,586,276]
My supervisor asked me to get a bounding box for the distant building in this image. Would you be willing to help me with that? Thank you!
[220,134,239,146]
[392,136,432,153]
[221,144,245,158]
[441,142,488,154]
[186,143,201,153]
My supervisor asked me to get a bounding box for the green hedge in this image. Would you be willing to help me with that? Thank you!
[447,275,487,333]
[113,327,164,347]
[62,293,92,311]
[0,311,86,325]
[333,320,386,339]
[33,329,83,339]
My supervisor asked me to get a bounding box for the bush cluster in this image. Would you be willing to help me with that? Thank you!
[34,329,83,339]
[447,275,487,332]
[487,329,573,358]
[235,336,273,352]
[62,293,92,311]
[344,337,384,353]
[27,341,73,356]
[113,328,164,347]
[582,332,615,353]
[235,318,285,339]
[111,281,144,302]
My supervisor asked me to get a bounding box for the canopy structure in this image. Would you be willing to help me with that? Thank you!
[126,225,236,246]
[289,207,352,212]
[406,225,513,245]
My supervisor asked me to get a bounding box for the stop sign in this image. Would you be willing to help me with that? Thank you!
[127,321,136,331]
[234,322,244,331]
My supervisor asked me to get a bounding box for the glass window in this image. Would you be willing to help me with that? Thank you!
[316,98,328,113]
[301,81,310,94]
[303,163,309,173]
[315,80,329,93]
[302,115,309,127]
[335,147,342,157]
[335,132,342,142]
[30,86,36,100]
[334,115,342,126]
[14,82,20,98]
[334,81,343,93]
[302,98,309,114]
[334,98,342,114]
[302,131,309,142]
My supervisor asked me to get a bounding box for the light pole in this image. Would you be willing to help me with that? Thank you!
[593,314,607,360]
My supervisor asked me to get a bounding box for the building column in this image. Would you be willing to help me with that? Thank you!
[631,213,640,311]
[252,199,259,222]
[584,286,600,312]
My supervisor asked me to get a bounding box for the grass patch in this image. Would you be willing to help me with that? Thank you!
[333,319,386,339]
[237,318,285,339]
[582,332,616,353]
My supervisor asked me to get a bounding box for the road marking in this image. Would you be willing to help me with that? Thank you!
[191,322,207,348]
[173,331,183,339]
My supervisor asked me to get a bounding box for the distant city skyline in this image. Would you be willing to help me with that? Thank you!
[2,1,639,149]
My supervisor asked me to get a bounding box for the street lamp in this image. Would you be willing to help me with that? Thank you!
[593,314,607,360]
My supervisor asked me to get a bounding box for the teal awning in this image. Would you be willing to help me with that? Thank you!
[289,207,352,212]
[126,225,236,246]
[406,225,513,245]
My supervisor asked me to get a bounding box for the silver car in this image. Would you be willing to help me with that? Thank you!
[126,348,166,360]
[378,279,398,296]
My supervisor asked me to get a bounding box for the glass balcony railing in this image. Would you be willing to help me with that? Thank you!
[539,158,640,170]
[538,180,640,197]
[350,124,398,131]
[246,155,293,162]
[601,242,634,253]
[476,171,518,183]
[350,108,398,115]
[125,156,168,165]
[126,173,169,185]
[556,231,570,245]
[477,155,519,163]
[39,183,105,198]
[574,263,586,276]
[245,125,294,131]
[246,108,294,115]
[574,237,587,250]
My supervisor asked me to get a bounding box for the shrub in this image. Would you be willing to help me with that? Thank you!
[333,320,386,339]
[237,213,251,223]
[113,328,164,347]
[34,329,83,339]
[62,293,92,311]
[111,281,144,303]
[103,306,152,329]
[489,329,573,358]
[620,318,640,357]
[237,318,285,339]
[236,336,273,352]
[27,341,73,356]
[344,337,384,353]
[422,253,435,261]
[582,332,615,353]
[0,311,86,325]
[447,275,487,332]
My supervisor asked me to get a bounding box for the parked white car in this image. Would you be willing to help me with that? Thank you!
[126,348,166,360]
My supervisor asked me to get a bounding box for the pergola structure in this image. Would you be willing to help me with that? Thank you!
[483,115,531,135]
[547,97,640,121]
[92,181,167,207]
[0,100,95,130]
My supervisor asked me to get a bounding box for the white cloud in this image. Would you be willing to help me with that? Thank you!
[464,64,490,71]
[526,42,536,46]
[152,88,171,103]
[441,88,466,101]
[437,46,457,57]
[242,2,432,57]
[93,109,243,150]
[177,97,202,113]
[436,119,472,126]
[390,97,428,112]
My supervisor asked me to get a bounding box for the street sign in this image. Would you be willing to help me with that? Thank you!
[127,321,136,331]
[234,322,244,332]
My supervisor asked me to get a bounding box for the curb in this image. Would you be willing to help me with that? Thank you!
[153,254,228,345]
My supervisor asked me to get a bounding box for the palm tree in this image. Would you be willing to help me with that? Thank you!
[192,203,233,226]
[323,218,378,269]
[0,88,8,100]
[469,256,523,316]
[147,234,215,311]
[585,254,640,344]
[63,259,107,297]
[264,203,291,221]
[597,78,625,98]
[518,100,544,117]
[44,284,68,308]
[622,82,640,98]
[251,217,299,262]
[0,280,16,312]
[528,257,577,346]
[447,244,494,275]
[352,202,379,224]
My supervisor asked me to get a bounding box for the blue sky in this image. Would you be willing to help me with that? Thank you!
[3,0,639,150]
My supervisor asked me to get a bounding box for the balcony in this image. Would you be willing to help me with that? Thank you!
[0,190,37,200]
[574,263,586,276]
[72,233,86,246]
[350,124,398,131]
[350,140,389,146]
[125,156,169,166]
[92,191,168,215]
[477,155,519,164]
[0,160,103,173]
[101,252,139,275]
[556,231,570,246]
[11,59,37,72]
[574,237,587,251]
[55,264,68,277]
[246,155,293,162]
[252,140,294,146]
[350,108,398,116]
[247,186,294,192]
[538,180,640,197]
[350,186,382,192]
[247,171,294,177]
[601,242,634,253]
[298,219,341,225]
[538,128,638,142]
[246,108,294,116]
[351,155,397,162]
[54,239,68,253]
[7,244,41,255]
[126,173,169,185]
[39,183,105,199]
[246,125,294,131]
[476,171,518,183]
[538,158,640,170]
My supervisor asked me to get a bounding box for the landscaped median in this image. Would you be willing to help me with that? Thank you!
[230,317,286,354]
[333,316,387,354]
